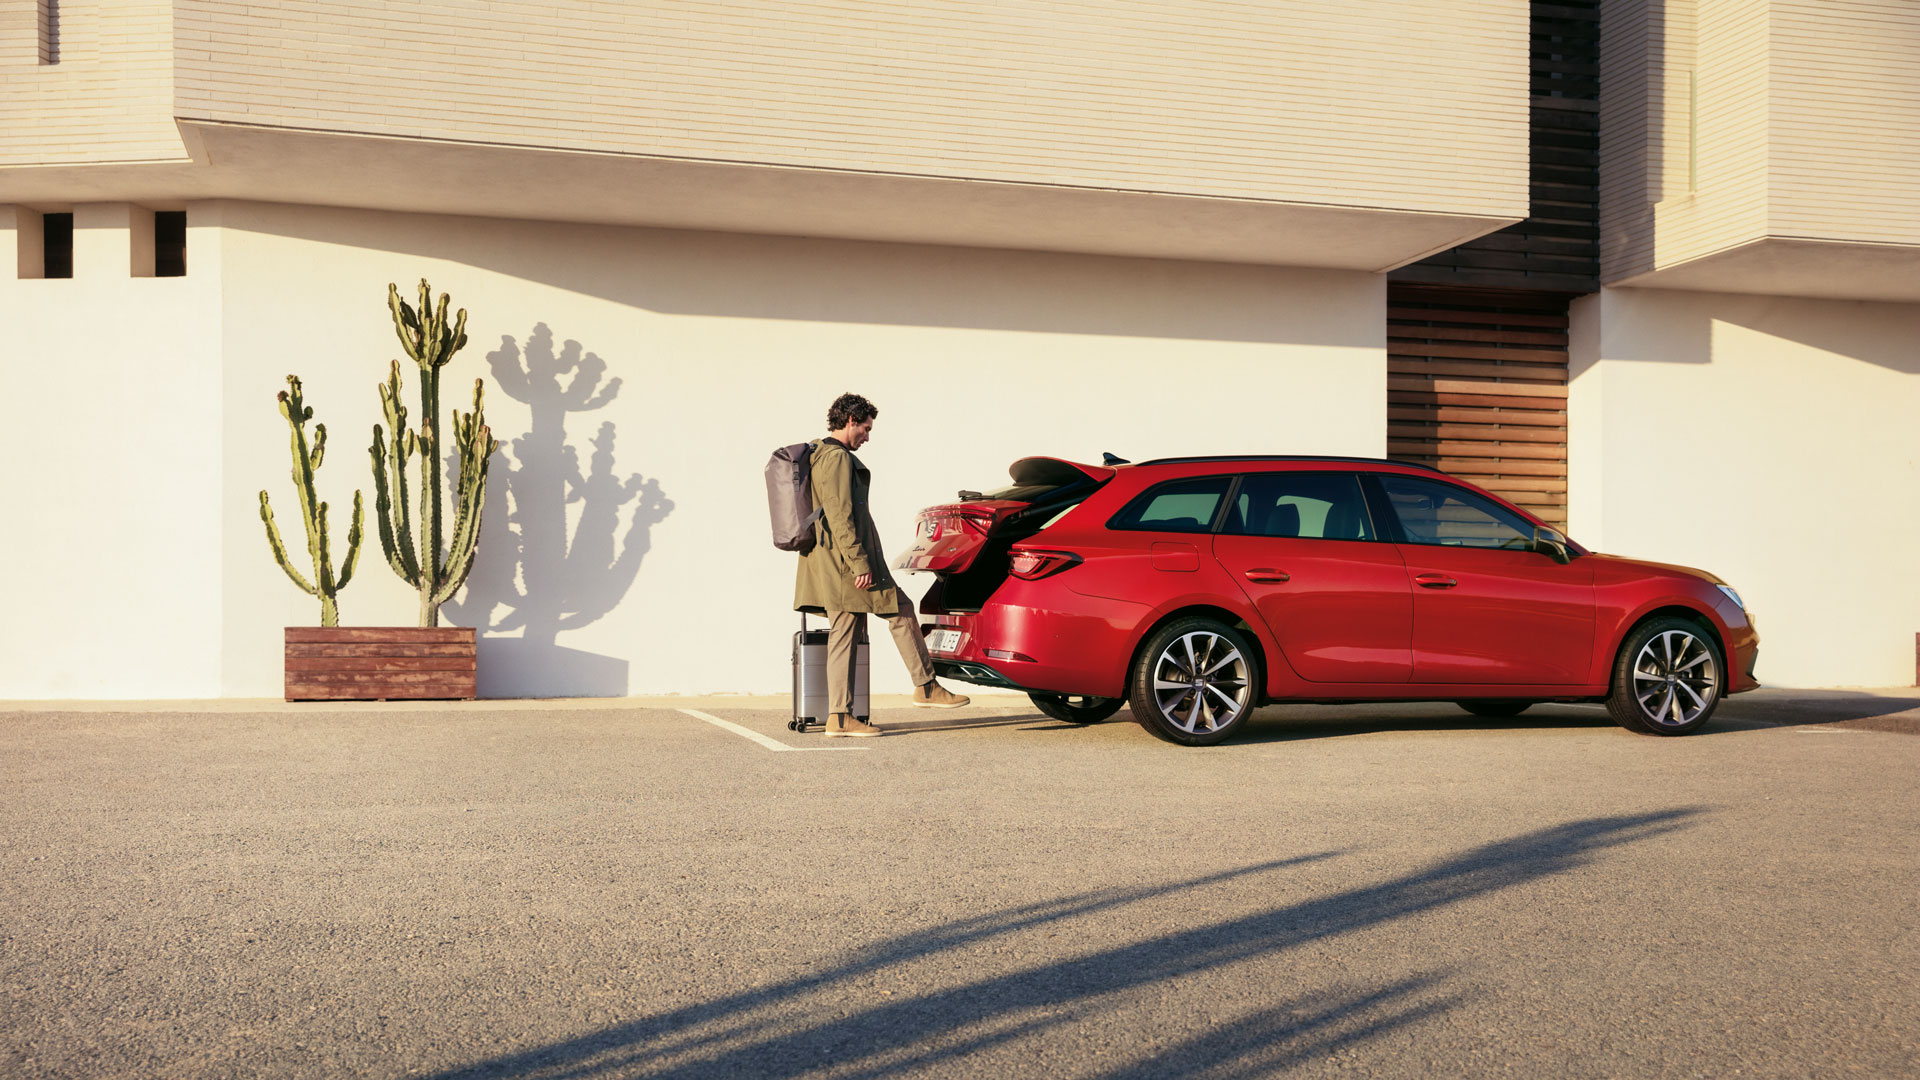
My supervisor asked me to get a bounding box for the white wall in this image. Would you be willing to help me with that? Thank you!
[0,206,224,697]
[11,199,1382,699]
[1570,287,1920,687]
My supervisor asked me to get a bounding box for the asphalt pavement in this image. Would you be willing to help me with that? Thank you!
[2,689,1916,1079]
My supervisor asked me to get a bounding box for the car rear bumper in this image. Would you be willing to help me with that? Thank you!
[930,659,1031,691]
[921,580,1146,698]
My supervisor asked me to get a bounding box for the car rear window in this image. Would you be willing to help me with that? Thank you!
[1108,476,1232,533]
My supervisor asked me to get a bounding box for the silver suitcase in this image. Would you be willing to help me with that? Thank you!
[789,612,870,731]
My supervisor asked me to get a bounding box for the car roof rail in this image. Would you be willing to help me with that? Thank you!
[1131,455,1446,473]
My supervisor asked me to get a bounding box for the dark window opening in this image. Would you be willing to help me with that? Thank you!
[155,211,186,276]
[43,213,72,279]
[40,0,60,65]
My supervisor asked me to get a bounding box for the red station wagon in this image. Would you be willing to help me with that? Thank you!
[896,455,1759,746]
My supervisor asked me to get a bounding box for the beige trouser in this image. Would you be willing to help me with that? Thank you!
[827,588,935,716]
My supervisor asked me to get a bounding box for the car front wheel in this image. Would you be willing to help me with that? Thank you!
[1028,693,1125,724]
[1128,618,1258,746]
[1607,617,1724,735]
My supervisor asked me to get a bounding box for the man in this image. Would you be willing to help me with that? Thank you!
[795,393,970,736]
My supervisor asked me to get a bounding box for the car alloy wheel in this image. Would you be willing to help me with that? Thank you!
[1129,618,1257,745]
[1607,616,1723,735]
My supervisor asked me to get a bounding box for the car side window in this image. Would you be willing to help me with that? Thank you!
[1108,476,1232,533]
[1377,474,1534,550]
[1221,472,1374,541]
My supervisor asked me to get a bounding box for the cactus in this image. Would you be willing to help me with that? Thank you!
[370,279,499,627]
[260,376,364,626]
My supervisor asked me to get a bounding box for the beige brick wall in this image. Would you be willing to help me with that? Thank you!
[171,0,1527,218]
[1600,0,1771,281]
[1601,0,1920,283]
[1769,1,1920,245]
[1597,0,1657,274]
[0,0,186,167]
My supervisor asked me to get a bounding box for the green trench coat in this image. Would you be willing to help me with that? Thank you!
[793,438,903,616]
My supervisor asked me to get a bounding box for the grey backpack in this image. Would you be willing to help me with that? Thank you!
[765,441,822,553]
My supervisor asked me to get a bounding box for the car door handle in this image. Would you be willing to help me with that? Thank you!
[1244,568,1290,583]
[1414,574,1458,589]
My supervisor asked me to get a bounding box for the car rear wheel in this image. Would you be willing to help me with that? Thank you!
[1128,618,1258,746]
[1458,701,1532,718]
[1028,693,1124,724]
[1607,617,1723,735]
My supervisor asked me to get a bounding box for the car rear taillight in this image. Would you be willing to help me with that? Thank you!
[953,506,1004,532]
[919,504,1014,540]
[1008,549,1080,580]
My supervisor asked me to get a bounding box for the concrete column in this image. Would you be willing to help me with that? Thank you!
[1,205,44,280]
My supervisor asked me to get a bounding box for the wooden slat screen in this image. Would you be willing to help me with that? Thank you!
[1386,283,1571,527]
[1389,0,1599,293]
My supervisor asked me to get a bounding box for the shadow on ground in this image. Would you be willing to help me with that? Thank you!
[917,688,1920,743]
[1231,704,1616,744]
[1710,689,1920,735]
[428,810,1699,1079]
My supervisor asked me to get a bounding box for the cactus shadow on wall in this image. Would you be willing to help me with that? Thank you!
[442,324,674,697]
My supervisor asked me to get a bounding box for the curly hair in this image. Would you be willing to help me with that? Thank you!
[826,392,878,431]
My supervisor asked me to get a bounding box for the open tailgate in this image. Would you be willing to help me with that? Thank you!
[894,457,1115,575]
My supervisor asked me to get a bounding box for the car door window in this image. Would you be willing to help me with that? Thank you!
[1221,472,1374,541]
[1108,476,1232,533]
[1377,474,1533,550]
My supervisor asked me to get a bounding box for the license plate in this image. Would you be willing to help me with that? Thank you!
[927,629,961,655]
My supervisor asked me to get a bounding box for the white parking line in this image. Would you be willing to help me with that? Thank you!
[675,709,873,752]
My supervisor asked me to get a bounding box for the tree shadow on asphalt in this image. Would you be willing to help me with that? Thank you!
[427,809,1699,1079]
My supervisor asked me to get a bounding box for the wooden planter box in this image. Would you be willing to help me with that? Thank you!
[285,627,477,701]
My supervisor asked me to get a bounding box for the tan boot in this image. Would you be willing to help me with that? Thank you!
[823,713,852,737]
[838,714,884,737]
[913,681,971,709]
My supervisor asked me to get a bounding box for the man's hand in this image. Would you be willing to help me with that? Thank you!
[853,572,873,590]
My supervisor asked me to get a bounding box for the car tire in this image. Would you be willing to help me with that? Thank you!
[1028,693,1125,724]
[1127,617,1259,746]
[1458,701,1532,718]
[1607,616,1724,736]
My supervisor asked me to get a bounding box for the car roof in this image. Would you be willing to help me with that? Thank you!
[1095,455,1561,537]
[1127,455,1444,473]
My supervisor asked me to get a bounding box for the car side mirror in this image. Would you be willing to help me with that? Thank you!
[1533,525,1573,564]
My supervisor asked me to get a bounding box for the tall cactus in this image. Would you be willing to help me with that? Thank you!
[260,376,364,626]
[370,279,499,627]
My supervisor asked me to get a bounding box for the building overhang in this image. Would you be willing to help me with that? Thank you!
[1607,236,1920,304]
[0,121,1520,272]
